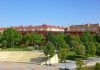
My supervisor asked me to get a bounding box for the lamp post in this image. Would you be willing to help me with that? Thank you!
[47,54,50,70]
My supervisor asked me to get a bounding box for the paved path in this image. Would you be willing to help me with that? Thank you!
[0,57,100,70]
[0,62,59,70]
[59,57,100,70]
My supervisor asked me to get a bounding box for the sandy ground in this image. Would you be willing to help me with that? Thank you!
[0,62,59,70]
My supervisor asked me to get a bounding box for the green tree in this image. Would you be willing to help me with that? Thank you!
[2,28,22,48]
[76,59,85,70]
[24,33,33,47]
[95,34,100,43]
[81,31,96,59]
[58,47,69,62]
[89,42,96,58]
[58,42,70,62]
[44,41,55,58]
[71,35,82,51]
[0,33,3,47]
[74,43,85,57]
[33,33,44,45]
[96,43,100,56]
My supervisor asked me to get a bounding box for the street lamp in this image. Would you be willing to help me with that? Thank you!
[47,54,50,70]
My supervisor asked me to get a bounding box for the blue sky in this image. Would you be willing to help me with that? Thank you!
[0,0,100,27]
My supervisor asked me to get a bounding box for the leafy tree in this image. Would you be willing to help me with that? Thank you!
[74,43,85,57]
[0,33,3,47]
[81,31,96,59]
[44,41,55,58]
[89,42,96,58]
[95,34,100,43]
[65,35,82,51]
[65,34,72,47]
[46,32,55,45]
[58,47,69,62]
[58,41,70,62]
[33,33,44,45]
[76,59,85,70]
[96,43,100,56]
[23,33,33,47]
[0,33,3,42]
[2,28,22,48]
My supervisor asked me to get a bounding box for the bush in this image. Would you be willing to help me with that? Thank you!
[95,63,100,70]
[96,43,100,56]
[66,54,85,60]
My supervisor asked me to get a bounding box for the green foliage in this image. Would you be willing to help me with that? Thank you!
[44,41,55,58]
[81,31,96,59]
[96,43,100,56]
[95,35,100,43]
[58,46,70,62]
[67,54,85,60]
[46,32,54,43]
[23,33,44,46]
[74,43,85,56]
[33,33,44,45]
[24,33,33,46]
[95,63,100,70]
[0,33,3,42]
[76,59,85,70]
[2,28,22,48]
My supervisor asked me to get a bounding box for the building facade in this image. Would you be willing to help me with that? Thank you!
[65,23,100,35]
[0,23,100,35]
[0,24,64,34]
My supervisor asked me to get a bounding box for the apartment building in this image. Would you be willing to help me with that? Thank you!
[65,23,100,35]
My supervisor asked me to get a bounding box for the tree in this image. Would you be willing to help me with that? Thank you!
[74,43,85,57]
[0,33,3,42]
[58,47,69,62]
[46,32,55,45]
[76,59,85,70]
[81,31,96,59]
[95,34,100,43]
[71,35,82,51]
[58,41,70,62]
[95,63,100,70]
[96,43,100,56]
[44,41,55,58]
[23,33,33,47]
[89,42,96,58]
[0,33,3,47]
[2,28,22,48]
[65,34,72,47]
[33,33,44,45]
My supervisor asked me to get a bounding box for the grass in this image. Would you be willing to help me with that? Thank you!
[82,66,95,70]
[1,47,33,51]
[0,46,45,51]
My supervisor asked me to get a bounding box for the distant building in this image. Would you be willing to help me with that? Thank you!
[0,24,64,34]
[65,23,100,35]
[0,23,99,35]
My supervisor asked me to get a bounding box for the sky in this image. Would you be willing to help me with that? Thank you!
[0,0,100,27]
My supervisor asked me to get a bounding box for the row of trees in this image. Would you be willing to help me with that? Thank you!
[0,28,44,48]
[0,28,100,61]
[44,31,100,61]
